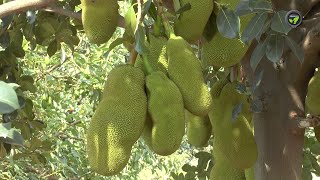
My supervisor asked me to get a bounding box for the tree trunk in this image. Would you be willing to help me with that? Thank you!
[241,0,320,178]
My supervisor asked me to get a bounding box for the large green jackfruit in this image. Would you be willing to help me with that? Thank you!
[306,71,320,116]
[202,0,254,68]
[143,71,185,156]
[134,35,168,75]
[186,110,212,147]
[209,82,257,169]
[167,35,212,116]
[210,145,245,180]
[87,65,147,176]
[81,0,119,45]
[174,0,213,43]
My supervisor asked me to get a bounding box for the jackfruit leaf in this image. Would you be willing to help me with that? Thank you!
[253,1,273,12]
[19,75,36,93]
[241,11,268,44]
[250,99,263,113]
[236,0,253,16]
[310,143,320,155]
[1,14,14,28]
[0,31,10,48]
[285,36,304,63]
[185,172,196,179]
[217,6,240,39]
[248,0,258,8]
[0,143,7,158]
[310,155,320,176]
[236,83,247,94]
[182,164,197,172]
[2,110,18,123]
[147,2,157,21]
[0,81,20,114]
[266,33,284,63]
[302,167,312,180]
[271,11,291,34]
[0,122,24,146]
[256,18,271,42]
[250,36,269,71]
[142,0,152,17]
[236,0,271,16]
[108,38,124,52]
[252,70,264,92]
[6,83,19,90]
[175,3,191,15]
[135,25,149,55]
[26,10,36,24]
[232,102,243,123]
[47,40,58,57]
[124,5,137,37]
[203,12,218,41]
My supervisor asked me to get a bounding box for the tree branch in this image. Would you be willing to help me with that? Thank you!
[294,114,320,128]
[0,0,56,18]
[42,5,81,21]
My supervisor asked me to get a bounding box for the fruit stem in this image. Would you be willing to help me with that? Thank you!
[155,0,175,38]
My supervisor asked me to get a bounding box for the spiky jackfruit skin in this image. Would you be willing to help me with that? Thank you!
[186,110,212,147]
[143,71,185,156]
[210,134,245,180]
[81,0,119,45]
[209,83,257,169]
[174,0,213,43]
[87,65,147,176]
[306,71,320,116]
[167,36,212,116]
[202,0,254,68]
[134,35,168,75]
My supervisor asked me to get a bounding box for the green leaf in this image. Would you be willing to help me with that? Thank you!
[47,40,58,57]
[0,122,24,146]
[265,33,284,63]
[250,36,269,71]
[302,167,312,180]
[310,143,320,155]
[217,6,240,39]
[135,25,149,55]
[285,36,304,63]
[0,81,20,114]
[108,38,124,52]
[124,5,137,37]
[176,3,191,15]
[241,12,268,44]
[271,11,291,34]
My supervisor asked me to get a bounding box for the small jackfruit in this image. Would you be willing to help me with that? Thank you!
[81,0,119,45]
[306,71,320,116]
[209,82,257,169]
[202,0,254,68]
[134,35,168,75]
[167,35,212,116]
[143,71,185,156]
[174,0,213,43]
[186,110,212,147]
[87,64,147,176]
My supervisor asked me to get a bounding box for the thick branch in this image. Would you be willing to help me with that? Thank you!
[42,5,81,21]
[0,0,56,18]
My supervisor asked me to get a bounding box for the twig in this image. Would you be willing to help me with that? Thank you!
[293,114,320,128]
[35,57,70,82]
[42,5,81,21]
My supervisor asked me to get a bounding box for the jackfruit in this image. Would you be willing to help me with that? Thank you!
[186,110,212,147]
[81,0,119,45]
[306,71,320,116]
[167,35,212,116]
[174,0,213,43]
[209,82,257,169]
[87,64,147,176]
[202,0,254,68]
[134,35,168,75]
[245,166,255,180]
[210,148,246,180]
[143,71,185,156]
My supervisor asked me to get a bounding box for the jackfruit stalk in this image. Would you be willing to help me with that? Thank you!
[134,35,168,75]
[143,71,185,156]
[167,35,212,116]
[81,0,119,45]
[86,64,147,176]
[186,110,212,147]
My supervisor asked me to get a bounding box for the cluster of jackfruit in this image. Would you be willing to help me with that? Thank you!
[81,0,119,45]
[208,79,257,180]
[305,70,320,141]
[202,0,254,68]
